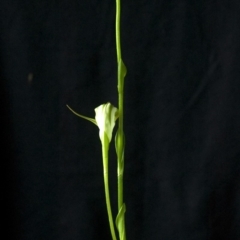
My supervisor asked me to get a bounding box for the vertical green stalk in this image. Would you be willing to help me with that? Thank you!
[116,0,121,62]
[115,0,127,240]
[102,135,118,240]
[116,0,123,211]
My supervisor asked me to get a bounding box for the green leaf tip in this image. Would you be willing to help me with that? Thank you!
[66,104,97,125]
[119,59,127,78]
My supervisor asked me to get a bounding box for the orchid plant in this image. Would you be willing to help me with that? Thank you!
[67,1,127,240]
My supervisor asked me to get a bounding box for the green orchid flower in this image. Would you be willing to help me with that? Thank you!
[67,102,119,240]
[67,1,127,239]
[66,103,118,144]
[95,103,119,143]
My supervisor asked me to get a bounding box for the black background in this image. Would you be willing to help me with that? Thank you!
[1,0,240,239]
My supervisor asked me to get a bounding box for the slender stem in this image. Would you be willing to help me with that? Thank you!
[116,1,126,240]
[117,167,123,210]
[102,141,118,240]
[117,92,124,211]
[116,0,124,210]
[116,0,121,62]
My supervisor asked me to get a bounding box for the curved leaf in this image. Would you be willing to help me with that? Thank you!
[66,105,97,125]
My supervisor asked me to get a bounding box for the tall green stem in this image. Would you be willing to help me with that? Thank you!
[102,139,118,240]
[116,0,124,211]
[116,0,121,62]
[115,0,127,240]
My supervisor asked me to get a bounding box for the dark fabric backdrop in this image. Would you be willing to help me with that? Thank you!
[1,0,240,239]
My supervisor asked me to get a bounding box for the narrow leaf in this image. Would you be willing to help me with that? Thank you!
[66,105,97,125]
